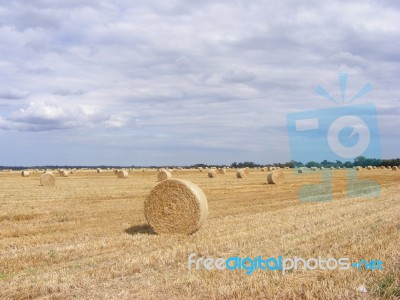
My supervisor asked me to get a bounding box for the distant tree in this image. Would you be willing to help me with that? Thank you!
[344,161,353,168]
[306,161,320,168]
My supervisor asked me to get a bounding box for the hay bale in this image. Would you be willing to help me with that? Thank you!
[367,166,373,170]
[392,166,398,170]
[40,172,55,186]
[158,170,172,181]
[21,170,30,177]
[218,168,226,174]
[297,168,303,173]
[144,179,208,235]
[355,166,361,171]
[60,170,69,177]
[208,169,217,178]
[267,170,285,184]
[117,170,128,178]
[236,169,246,178]
[97,168,103,173]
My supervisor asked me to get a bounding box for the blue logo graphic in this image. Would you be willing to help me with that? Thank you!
[286,73,381,202]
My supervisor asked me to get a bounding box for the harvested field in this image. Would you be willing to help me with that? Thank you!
[0,168,399,299]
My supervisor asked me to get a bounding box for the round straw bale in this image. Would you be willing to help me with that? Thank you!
[158,170,172,181]
[40,172,56,186]
[218,168,226,174]
[144,179,208,234]
[21,170,30,177]
[367,166,372,170]
[392,166,398,170]
[236,169,246,178]
[60,170,69,177]
[208,169,217,178]
[267,170,285,184]
[298,168,303,173]
[355,166,361,171]
[97,168,103,173]
[117,170,128,178]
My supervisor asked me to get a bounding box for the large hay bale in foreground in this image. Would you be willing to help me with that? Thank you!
[21,170,30,177]
[40,172,55,186]
[117,170,128,178]
[208,169,217,178]
[144,179,208,235]
[236,169,246,178]
[158,170,172,181]
[267,170,285,184]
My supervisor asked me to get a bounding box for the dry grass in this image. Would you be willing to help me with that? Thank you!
[0,169,399,299]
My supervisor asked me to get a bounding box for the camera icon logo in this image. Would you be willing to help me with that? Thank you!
[286,73,381,202]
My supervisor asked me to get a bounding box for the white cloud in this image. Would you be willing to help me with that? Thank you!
[0,101,129,131]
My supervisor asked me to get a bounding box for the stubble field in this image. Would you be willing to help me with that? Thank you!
[0,168,399,299]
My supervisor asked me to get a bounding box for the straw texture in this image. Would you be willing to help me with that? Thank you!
[40,172,56,186]
[144,179,208,234]
[158,170,172,181]
[267,170,285,184]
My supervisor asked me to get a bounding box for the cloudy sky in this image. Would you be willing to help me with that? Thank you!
[0,0,399,166]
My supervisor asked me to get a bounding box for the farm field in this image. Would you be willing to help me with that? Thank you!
[0,168,399,299]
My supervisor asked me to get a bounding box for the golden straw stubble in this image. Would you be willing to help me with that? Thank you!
[267,170,285,184]
[40,172,56,186]
[144,179,208,235]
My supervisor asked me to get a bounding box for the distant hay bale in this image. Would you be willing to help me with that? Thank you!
[244,167,250,175]
[208,169,217,178]
[298,168,303,173]
[311,167,317,171]
[355,166,361,171]
[267,170,285,184]
[367,166,373,170]
[218,168,226,174]
[60,170,69,177]
[236,169,246,178]
[40,172,56,186]
[198,167,203,172]
[97,168,103,173]
[21,170,30,177]
[144,179,208,235]
[392,166,398,170]
[117,170,128,178]
[158,170,172,181]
